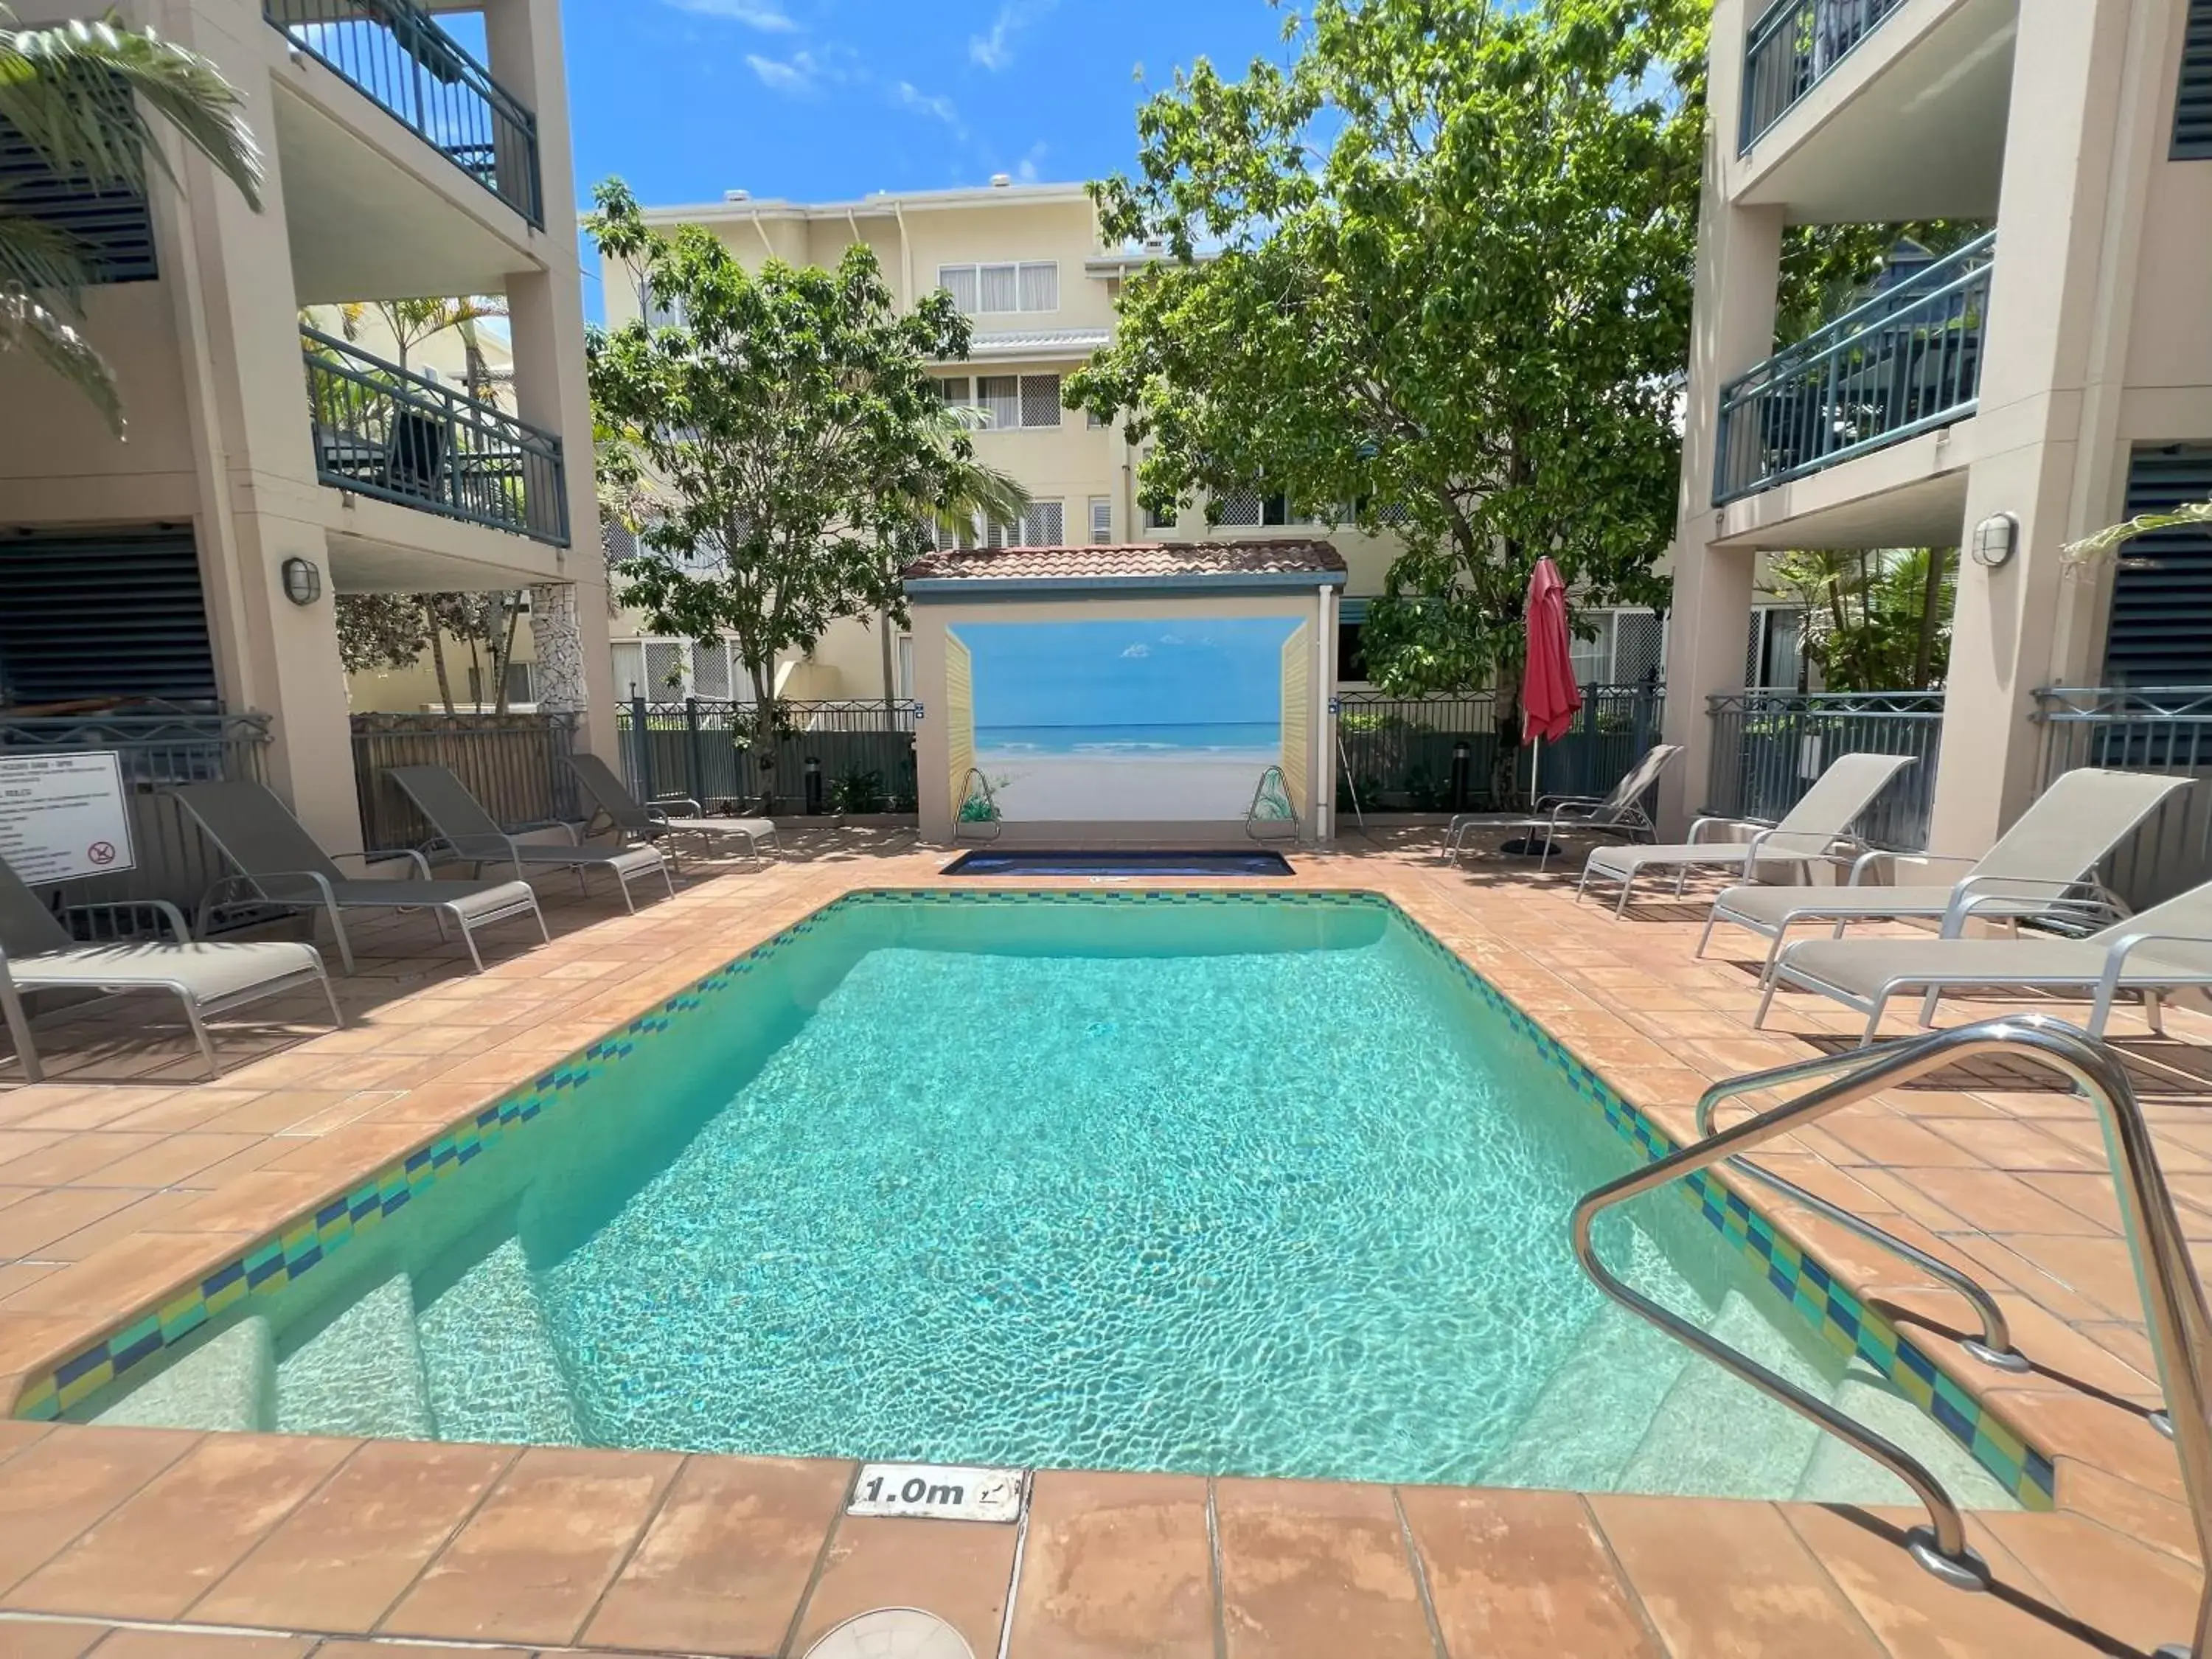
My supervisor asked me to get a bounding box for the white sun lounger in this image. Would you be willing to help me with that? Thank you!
[383,765,674,912]
[1759,874,2212,1043]
[1442,743,1680,872]
[565,752,779,869]
[1577,751,1916,917]
[0,856,339,1082]
[171,779,547,973]
[1700,768,2191,981]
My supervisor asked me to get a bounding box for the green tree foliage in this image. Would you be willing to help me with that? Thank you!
[1770,547,1955,692]
[584,178,1026,786]
[1067,0,1711,709]
[335,593,429,675]
[0,6,261,430]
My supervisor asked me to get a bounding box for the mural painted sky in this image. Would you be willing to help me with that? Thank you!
[956,618,1302,821]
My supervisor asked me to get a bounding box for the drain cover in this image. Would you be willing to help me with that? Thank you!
[802,1607,975,1659]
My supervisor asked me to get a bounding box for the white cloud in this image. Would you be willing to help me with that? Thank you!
[1015,140,1047,183]
[745,50,817,93]
[970,0,1056,71]
[1121,643,1151,658]
[664,0,798,29]
[894,80,961,130]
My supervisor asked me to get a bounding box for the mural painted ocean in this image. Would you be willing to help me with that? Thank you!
[976,723,1281,759]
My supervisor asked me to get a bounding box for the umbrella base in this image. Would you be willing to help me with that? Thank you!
[1497,835,1562,859]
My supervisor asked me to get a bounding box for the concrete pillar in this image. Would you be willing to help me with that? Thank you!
[484,0,616,761]
[1658,0,1784,835]
[1927,0,2165,854]
[158,0,362,855]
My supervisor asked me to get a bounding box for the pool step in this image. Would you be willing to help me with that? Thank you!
[1793,1363,2020,1509]
[276,1274,434,1439]
[1613,1289,1831,1499]
[1481,1226,1706,1491]
[416,1237,585,1446]
[93,1314,275,1433]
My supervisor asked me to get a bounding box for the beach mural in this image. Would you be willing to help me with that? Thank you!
[947,617,1310,821]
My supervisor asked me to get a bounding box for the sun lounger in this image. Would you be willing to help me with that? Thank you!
[382,765,673,911]
[170,779,548,974]
[1700,768,2190,981]
[1759,874,2212,1043]
[0,856,338,1082]
[565,752,779,869]
[1577,751,1916,917]
[1443,742,1680,871]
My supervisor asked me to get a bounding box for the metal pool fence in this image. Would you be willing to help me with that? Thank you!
[1334,686,1665,812]
[1703,690,1943,852]
[0,709,271,928]
[350,711,580,851]
[616,698,919,815]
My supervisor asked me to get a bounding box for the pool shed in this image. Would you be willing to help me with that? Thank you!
[903,540,1346,846]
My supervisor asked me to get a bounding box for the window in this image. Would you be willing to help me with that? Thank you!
[934,375,972,405]
[1145,499,1178,530]
[466,661,535,708]
[1336,598,1370,684]
[641,279,686,328]
[1089,496,1113,543]
[1576,608,1668,687]
[1087,406,1107,430]
[1019,374,1062,429]
[2174,0,2212,158]
[939,261,1060,313]
[985,500,1065,548]
[965,373,1061,431]
[1213,489,1304,526]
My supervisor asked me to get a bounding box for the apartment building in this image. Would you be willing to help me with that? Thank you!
[0,0,609,852]
[1662,0,2212,846]
[604,178,1650,705]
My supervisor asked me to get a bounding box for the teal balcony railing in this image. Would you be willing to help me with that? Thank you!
[1741,0,1911,150]
[1713,232,1994,506]
[302,327,568,546]
[264,0,542,226]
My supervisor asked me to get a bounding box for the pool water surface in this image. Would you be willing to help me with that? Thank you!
[86,892,2021,1506]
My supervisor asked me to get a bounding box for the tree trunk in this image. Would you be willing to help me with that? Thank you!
[490,594,522,714]
[1912,546,1948,689]
[427,606,456,714]
[744,657,779,813]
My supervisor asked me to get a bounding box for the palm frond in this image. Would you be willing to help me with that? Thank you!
[2065,501,2212,563]
[0,206,91,305]
[0,285,119,432]
[0,17,262,209]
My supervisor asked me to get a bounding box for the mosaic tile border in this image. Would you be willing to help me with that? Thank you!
[7,886,2056,1511]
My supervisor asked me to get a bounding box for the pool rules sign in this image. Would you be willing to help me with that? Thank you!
[0,753,136,884]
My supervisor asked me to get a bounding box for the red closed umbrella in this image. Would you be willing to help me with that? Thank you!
[1522,555,1582,740]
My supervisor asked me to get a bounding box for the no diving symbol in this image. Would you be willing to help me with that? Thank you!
[86,841,116,866]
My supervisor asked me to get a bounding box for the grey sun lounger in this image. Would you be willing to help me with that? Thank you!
[0,855,339,1082]
[1443,743,1680,872]
[1700,768,2191,981]
[170,780,549,975]
[383,765,674,911]
[565,752,779,869]
[1577,751,1916,917]
[1759,874,2212,1044]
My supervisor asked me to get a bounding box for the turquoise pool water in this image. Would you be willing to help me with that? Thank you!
[90,893,2019,1504]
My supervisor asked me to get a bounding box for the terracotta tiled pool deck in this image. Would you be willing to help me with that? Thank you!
[0,826,2206,1657]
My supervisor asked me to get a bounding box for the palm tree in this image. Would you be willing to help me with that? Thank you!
[0,5,262,431]
[327,294,508,383]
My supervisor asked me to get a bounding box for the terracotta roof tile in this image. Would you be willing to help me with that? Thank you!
[902,539,1347,584]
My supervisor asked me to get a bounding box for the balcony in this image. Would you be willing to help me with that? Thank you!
[302,328,568,547]
[264,0,542,227]
[1713,232,1992,507]
[1740,0,1912,150]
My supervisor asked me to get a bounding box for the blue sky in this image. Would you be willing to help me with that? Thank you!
[959,619,1298,729]
[563,1,1297,317]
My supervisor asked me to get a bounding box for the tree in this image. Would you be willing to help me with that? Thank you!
[0,6,262,430]
[335,593,429,675]
[1770,547,1956,692]
[334,590,526,712]
[584,178,1026,801]
[327,295,508,388]
[1068,0,1709,752]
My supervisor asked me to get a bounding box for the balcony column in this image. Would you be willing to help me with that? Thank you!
[482,0,616,759]
[1658,0,1785,835]
[1928,0,2166,855]
[157,0,364,855]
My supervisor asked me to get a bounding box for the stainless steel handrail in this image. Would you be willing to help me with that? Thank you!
[1573,1014,2212,1649]
[1692,1045,2031,1372]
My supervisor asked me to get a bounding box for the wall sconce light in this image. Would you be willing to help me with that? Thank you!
[1971,512,2019,571]
[280,556,323,606]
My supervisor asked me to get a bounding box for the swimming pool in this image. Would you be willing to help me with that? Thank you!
[63,891,2035,1506]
